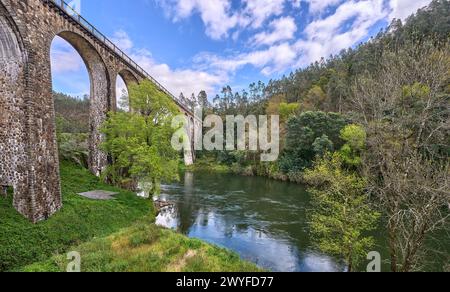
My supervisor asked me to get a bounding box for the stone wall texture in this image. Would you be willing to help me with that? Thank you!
[0,0,196,222]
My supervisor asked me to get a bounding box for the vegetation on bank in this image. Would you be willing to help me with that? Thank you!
[0,162,259,272]
[184,156,233,174]
[22,218,261,272]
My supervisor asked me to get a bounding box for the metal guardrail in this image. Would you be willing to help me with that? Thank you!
[46,0,192,113]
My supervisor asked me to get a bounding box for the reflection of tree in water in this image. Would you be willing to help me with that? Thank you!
[176,172,203,234]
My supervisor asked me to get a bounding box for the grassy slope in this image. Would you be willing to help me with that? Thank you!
[22,218,261,272]
[0,161,260,272]
[0,161,153,271]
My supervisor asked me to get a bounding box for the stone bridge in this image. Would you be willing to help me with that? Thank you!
[0,0,200,222]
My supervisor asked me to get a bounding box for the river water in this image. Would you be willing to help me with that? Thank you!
[154,171,350,272]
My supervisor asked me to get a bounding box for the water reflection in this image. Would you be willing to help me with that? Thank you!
[155,171,344,272]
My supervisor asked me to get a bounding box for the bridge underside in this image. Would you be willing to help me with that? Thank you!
[0,0,196,222]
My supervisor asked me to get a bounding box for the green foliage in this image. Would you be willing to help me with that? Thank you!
[312,135,334,157]
[54,92,90,167]
[57,133,89,168]
[217,150,250,166]
[304,153,380,272]
[54,92,90,133]
[280,111,349,172]
[279,102,300,121]
[339,124,367,167]
[0,161,154,272]
[101,80,180,193]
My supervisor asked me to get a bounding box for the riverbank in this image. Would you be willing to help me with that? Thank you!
[22,217,261,272]
[185,156,304,184]
[0,161,260,272]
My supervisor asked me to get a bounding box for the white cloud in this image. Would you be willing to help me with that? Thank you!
[194,0,388,76]
[111,30,134,51]
[113,30,226,96]
[241,0,286,29]
[53,0,435,98]
[251,16,297,46]
[50,36,85,73]
[157,0,286,39]
[295,0,387,65]
[388,0,432,21]
[157,0,239,39]
[50,36,90,96]
[194,42,297,77]
[303,0,343,14]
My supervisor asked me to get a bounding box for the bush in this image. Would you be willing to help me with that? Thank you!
[281,111,349,173]
[57,133,89,168]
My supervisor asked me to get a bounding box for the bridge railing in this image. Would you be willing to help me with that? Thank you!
[46,0,192,113]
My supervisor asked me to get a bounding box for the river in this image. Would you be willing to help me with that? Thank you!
[153,171,355,272]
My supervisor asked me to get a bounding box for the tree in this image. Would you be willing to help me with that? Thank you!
[117,88,129,112]
[280,111,349,172]
[187,93,197,111]
[53,91,90,133]
[304,153,380,272]
[312,135,334,157]
[339,124,367,168]
[279,102,300,122]
[101,80,180,195]
[352,40,450,271]
[303,85,328,111]
[197,90,209,109]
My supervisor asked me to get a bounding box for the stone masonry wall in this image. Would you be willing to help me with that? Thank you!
[0,3,27,204]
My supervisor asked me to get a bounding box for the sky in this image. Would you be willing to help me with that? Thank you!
[50,0,433,99]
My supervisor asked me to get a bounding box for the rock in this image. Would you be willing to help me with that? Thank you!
[154,200,175,212]
[77,190,118,200]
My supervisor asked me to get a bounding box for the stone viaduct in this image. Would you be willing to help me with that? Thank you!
[0,0,200,222]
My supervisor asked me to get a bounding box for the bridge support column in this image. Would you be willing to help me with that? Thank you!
[184,150,194,166]
[183,116,195,166]
[0,8,62,222]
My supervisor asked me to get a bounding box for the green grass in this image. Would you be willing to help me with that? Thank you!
[0,161,154,271]
[21,218,262,272]
[0,160,260,272]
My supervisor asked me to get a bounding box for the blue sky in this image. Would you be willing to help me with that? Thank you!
[51,0,432,99]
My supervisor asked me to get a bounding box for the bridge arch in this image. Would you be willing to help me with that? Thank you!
[50,30,110,176]
[116,69,139,112]
[118,69,139,88]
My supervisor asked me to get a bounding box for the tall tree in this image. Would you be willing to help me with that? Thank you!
[102,80,180,195]
[352,41,450,271]
[305,153,380,272]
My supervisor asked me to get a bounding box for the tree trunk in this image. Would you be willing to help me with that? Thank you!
[388,225,398,272]
[347,261,353,273]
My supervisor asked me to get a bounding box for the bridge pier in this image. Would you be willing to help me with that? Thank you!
[1,1,62,222]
